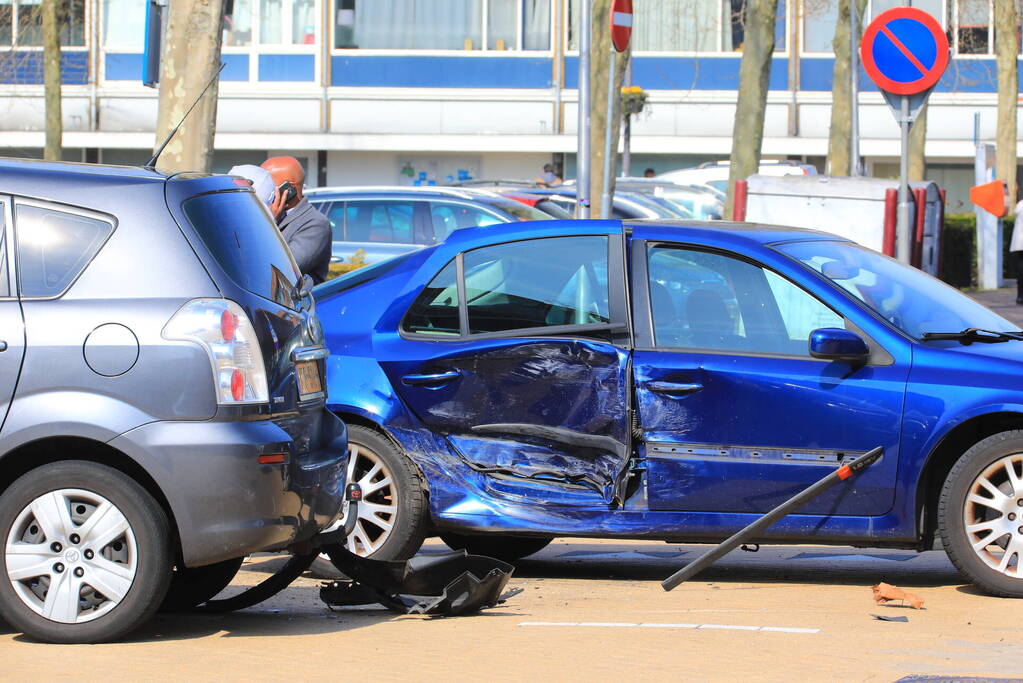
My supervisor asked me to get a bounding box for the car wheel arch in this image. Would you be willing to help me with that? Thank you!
[0,435,182,562]
[915,410,1023,548]
[332,410,431,496]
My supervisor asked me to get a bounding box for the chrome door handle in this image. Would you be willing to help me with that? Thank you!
[0,341,6,352]
[647,381,703,395]
[401,370,461,387]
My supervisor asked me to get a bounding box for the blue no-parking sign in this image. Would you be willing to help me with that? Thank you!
[860,7,949,96]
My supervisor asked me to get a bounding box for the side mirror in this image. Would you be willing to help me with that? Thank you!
[296,274,314,310]
[808,328,870,364]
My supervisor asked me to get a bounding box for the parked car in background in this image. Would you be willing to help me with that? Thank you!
[613,180,724,220]
[0,160,347,643]
[658,160,817,194]
[306,186,552,274]
[520,187,691,219]
[315,216,1023,599]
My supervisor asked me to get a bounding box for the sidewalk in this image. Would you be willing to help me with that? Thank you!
[968,285,1023,328]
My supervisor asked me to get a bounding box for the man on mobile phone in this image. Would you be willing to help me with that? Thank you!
[260,156,331,284]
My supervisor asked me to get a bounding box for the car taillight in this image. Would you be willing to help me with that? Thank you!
[163,299,269,405]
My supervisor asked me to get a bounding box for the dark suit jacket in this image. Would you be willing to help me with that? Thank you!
[279,197,331,284]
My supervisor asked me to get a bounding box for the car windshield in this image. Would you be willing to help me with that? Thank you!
[776,240,1014,340]
[183,190,300,309]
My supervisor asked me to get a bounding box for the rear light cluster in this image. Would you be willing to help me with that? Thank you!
[163,299,269,405]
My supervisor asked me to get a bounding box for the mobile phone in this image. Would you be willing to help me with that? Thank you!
[278,181,297,203]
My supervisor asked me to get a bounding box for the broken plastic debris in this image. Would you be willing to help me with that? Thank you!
[872,582,924,609]
[870,613,909,622]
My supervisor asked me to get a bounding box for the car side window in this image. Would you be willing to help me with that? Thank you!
[404,260,460,336]
[0,203,8,297]
[429,202,502,243]
[464,236,609,334]
[15,203,114,298]
[345,200,414,244]
[648,246,843,356]
[315,201,345,242]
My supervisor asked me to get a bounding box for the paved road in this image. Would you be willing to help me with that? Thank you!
[2,539,1020,682]
[968,286,1023,328]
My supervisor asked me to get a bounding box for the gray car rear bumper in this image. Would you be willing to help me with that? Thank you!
[109,411,348,567]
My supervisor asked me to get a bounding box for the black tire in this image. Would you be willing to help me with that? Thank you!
[160,557,244,611]
[344,425,427,561]
[0,460,172,643]
[939,430,1023,597]
[440,533,553,562]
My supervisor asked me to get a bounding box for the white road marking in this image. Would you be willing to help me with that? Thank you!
[518,621,819,634]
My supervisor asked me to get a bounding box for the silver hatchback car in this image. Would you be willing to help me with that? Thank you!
[0,159,348,643]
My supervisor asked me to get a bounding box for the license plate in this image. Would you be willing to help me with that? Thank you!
[296,360,323,398]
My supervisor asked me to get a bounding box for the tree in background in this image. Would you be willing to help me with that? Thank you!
[154,0,227,173]
[588,0,630,217]
[725,0,778,219]
[994,0,1018,211]
[826,0,867,176]
[41,0,61,161]
[908,105,927,182]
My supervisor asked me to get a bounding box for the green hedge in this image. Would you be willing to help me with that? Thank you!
[939,213,1016,289]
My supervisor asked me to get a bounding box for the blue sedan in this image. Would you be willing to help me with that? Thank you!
[315,219,1023,597]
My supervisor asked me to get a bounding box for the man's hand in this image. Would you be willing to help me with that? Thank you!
[269,187,287,222]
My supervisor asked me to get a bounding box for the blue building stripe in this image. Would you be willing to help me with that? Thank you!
[105,52,249,82]
[259,54,315,82]
[331,55,552,88]
[567,56,789,91]
[0,51,88,85]
[800,56,1022,93]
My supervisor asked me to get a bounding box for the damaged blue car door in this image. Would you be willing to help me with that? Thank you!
[628,231,910,516]
[380,231,633,503]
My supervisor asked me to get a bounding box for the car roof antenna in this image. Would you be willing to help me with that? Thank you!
[145,62,226,170]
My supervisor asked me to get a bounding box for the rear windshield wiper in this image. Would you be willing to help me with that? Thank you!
[921,328,1023,344]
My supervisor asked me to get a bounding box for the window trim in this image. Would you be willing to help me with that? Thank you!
[632,239,891,364]
[0,197,14,300]
[399,233,628,343]
[11,197,117,301]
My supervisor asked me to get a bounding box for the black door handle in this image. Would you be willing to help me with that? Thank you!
[647,381,702,395]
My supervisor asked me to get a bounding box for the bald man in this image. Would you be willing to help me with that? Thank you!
[261,156,331,284]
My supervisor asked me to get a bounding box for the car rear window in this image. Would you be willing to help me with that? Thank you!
[476,196,552,222]
[182,191,300,308]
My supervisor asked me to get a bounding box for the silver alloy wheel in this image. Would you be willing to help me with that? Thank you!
[4,488,137,624]
[963,453,1023,578]
[340,442,398,556]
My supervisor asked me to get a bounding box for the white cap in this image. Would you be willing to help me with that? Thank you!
[228,164,275,206]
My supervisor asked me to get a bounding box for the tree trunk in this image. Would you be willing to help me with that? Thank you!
[826,0,866,176]
[154,0,226,173]
[41,0,62,161]
[908,104,927,181]
[589,0,630,218]
[725,0,779,219]
[995,0,1019,213]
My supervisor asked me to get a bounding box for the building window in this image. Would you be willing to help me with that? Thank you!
[102,0,143,47]
[805,0,948,55]
[571,0,785,53]
[0,0,85,47]
[334,0,551,51]
[956,0,989,54]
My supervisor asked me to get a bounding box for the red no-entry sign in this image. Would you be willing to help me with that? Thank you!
[610,0,633,52]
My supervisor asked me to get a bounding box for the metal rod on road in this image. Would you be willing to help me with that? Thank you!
[576,0,591,218]
[897,94,911,263]
[661,446,884,591]
[850,0,861,176]
[600,46,616,218]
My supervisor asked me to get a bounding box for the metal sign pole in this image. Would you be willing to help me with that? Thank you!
[850,0,861,176]
[576,1,592,219]
[897,94,912,263]
[600,46,616,218]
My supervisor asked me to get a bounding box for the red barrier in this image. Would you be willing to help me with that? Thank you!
[733,179,748,221]
[883,188,897,257]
